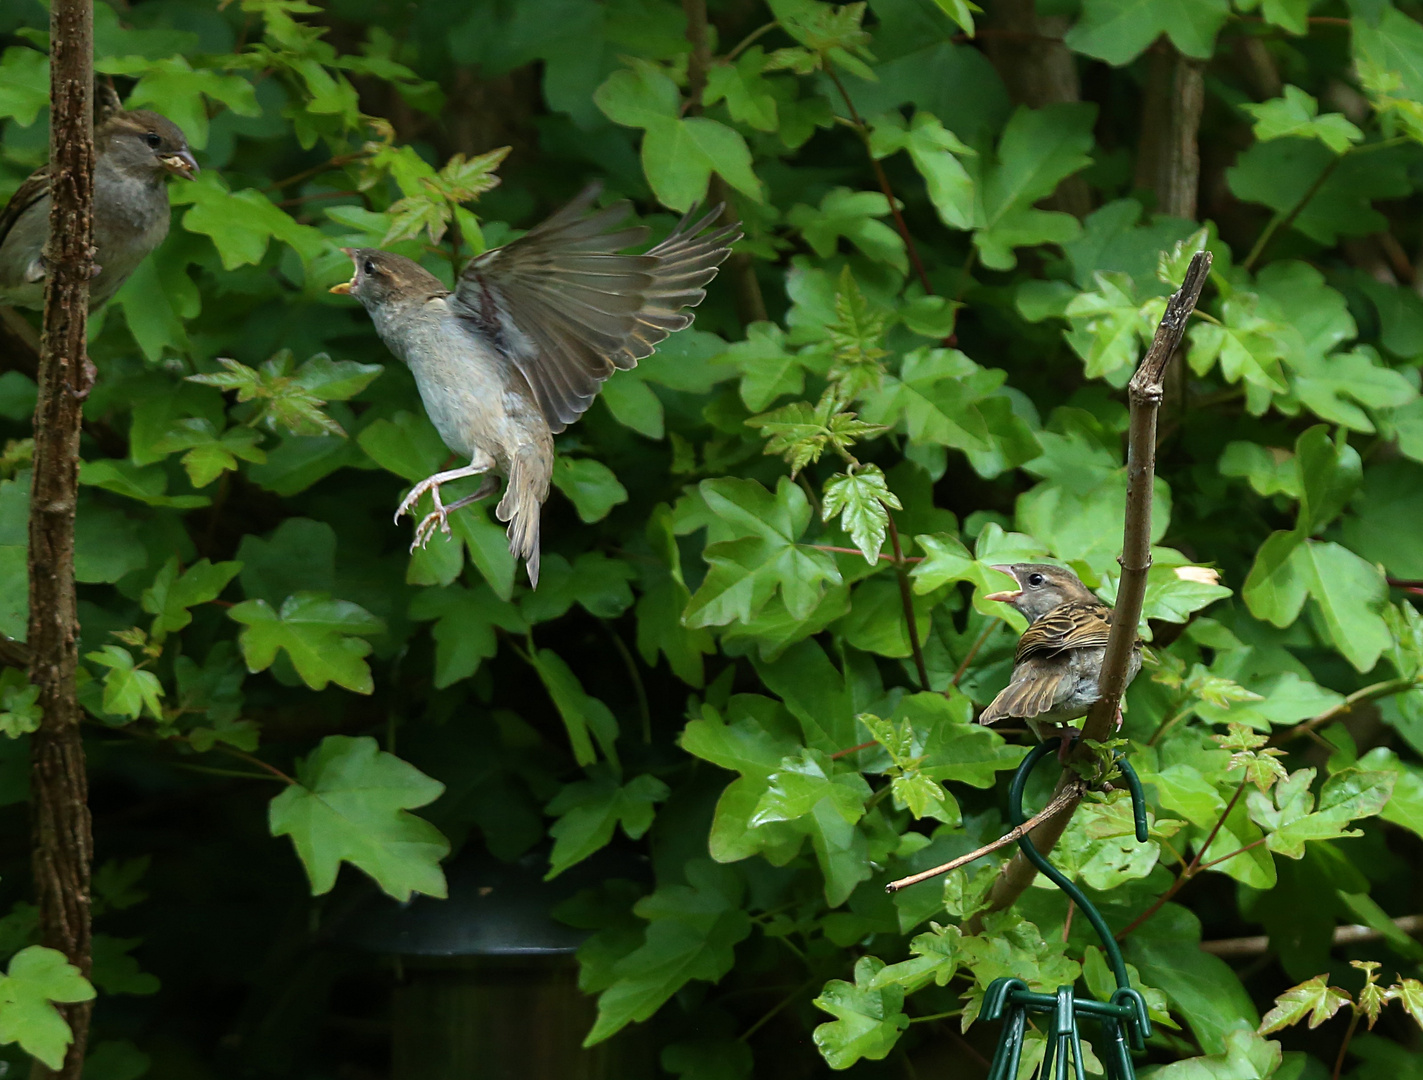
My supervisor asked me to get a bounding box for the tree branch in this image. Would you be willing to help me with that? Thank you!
[885,510,929,690]
[1270,677,1420,746]
[966,251,1213,930]
[28,1,96,1074]
[1200,914,1423,958]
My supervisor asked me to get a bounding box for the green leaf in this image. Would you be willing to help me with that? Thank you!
[1248,766,1395,857]
[141,557,243,639]
[585,860,751,1044]
[269,735,448,901]
[1244,85,1364,154]
[821,466,900,563]
[546,767,670,878]
[0,670,40,738]
[0,46,49,126]
[0,946,96,1070]
[1145,1028,1282,1080]
[173,172,329,270]
[408,582,525,688]
[869,110,974,230]
[787,188,907,273]
[1065,0,1229,64]
[971,103,1095,271]
[1259,974,1352,1032]
[529,648,621,769]
[812,956,910,1069]
[228,592,384,693]
[685,478,841,627]
[85,646,164,721]
[551,457,629,523]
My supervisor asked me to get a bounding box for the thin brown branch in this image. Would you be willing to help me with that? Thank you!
[885,781,1083,893]
[1332,1009,1361,1080]
[261,151,366,193]
[830,740,877,760]
[1200,914,1423,958]
[950,621,998,688]
[809,544,923,563]
[885,509,930,690]
[966,251,1213,930]
[1270,677,1420,746]
[824,68,935,297]
[29,0,96,1074]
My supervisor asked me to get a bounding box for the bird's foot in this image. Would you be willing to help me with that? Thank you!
[1114,704,1124,732]
[1056,726,1080,763]
[396,478,454,551]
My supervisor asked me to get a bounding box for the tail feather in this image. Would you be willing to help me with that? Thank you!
[496,443,551,588]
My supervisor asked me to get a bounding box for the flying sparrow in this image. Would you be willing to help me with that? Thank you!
[978,563,1141,747]
[331,185,738,587]
[0,108,197,310]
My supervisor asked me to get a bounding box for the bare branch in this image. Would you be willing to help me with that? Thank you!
[1201,915,1423,959]
[28,1,97,1075]
[966,251,1213,930]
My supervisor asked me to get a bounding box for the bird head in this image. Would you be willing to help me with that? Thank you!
[100,110,198,180]
[330,248,445,311]
[984,563,1098,622]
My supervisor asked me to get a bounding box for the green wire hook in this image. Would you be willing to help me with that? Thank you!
[979,737,1153,1080]
[1008,737,1147,992]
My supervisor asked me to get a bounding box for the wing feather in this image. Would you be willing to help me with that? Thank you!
[1013,600,1114,664]
[450,183,740,432]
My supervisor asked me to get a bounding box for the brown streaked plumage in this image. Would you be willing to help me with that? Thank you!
[332,184,739,586]
[979,563,1141,740]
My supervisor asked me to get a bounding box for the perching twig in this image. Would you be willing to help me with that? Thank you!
[884,781,1083,893]
[1200,914,1423,958]
[966,251,1213,931]
[29,0,97,1074]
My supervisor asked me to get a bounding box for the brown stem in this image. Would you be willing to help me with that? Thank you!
[885,509,930,690]
[830,740,877,760]
[1193,835,1267,872]
[28,0,96,1074]
[1134,46,1204,220]
[261,151,366,193]
[1243,153,1342,272]
[1270,677,1419,746]
[1115,778,1247,940]
[1332,1009,1361,1080]
[0,635,30,670]
[950,621,998,688]
[809,543,923,563]
[968,252,1213,929]
[824,68,934,297]
[884,781,1083,893]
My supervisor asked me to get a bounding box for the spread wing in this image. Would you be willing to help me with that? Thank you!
[449,183,740,433]
[979,656,1071,724]
[0,166,51,253]
[1013,600,1114,664]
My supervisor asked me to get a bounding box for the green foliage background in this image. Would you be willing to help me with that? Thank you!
[4,0,1423,1076]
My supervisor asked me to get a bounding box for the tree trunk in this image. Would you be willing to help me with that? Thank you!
[27,0,95,1076]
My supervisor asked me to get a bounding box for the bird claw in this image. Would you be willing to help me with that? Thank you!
[396,478,454,551]
[409,509,452,552]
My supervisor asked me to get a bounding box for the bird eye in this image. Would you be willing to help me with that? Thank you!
[144,132,162,149]
[362,259,377,275]
[1027,573,1045,587]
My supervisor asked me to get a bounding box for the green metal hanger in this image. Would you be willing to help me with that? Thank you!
[980,738,1153,1080]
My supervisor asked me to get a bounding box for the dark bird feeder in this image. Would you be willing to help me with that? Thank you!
[328,846,652,1080]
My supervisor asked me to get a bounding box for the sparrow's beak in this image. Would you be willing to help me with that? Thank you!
[160,150,199,179]
[330,249,356,294]
[983,565,1021,604]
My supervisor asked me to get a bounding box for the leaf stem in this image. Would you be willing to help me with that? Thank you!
[808,544,923,563]
[726,20,777,62]
[1332,1008,1362,1080]
[1242,152,1342,271]
[824,67,935,297]
[885,509,930,690]
[601,618,652,743]
[738,976,819,1042]
[950,621,998,688]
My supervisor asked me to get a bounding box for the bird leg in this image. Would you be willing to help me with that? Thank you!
[395,452,496,552]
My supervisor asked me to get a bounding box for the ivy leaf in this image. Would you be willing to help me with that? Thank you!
[868,110,974,230]
[748,394,885,476]
[0,46,49,126]
[1065,0,1229,64]
[812,956,910,1069]
[821,465,900,563]
[0,946,96,1070]
[189,352,380,437]
[1259,973,1353,1033]
[585,860,751,1045]
[86,646,164,721]
[0,669,41,738]
[529,648,621,769]
[719,322,806,411]
[150,419,267,488]
[545,767,670,878]
[173,173,329,270]
[408,582,526,689]
[971,104,1095,271]
[1145,1029,1282,1080]
[1247,766,1395,858]
[704,49,778,132]
[228,592,384,693]
[1243,85,1364,154]
[685,477,842,627]
[141,557,243,640]
[551,457,629,523]
[269,735,448,901]
[1385,978,1423,1030]
[787,188,907,274]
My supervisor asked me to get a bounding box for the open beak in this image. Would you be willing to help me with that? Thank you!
[328,247,355,293]
[160,151,199,179]
[983,565,1021,604]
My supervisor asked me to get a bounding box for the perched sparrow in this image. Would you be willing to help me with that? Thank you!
[978,563,1141,744]
[0,109,197,310]
[332,185,738,586]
